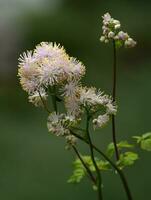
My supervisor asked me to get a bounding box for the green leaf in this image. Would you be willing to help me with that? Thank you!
[106,143,115,158]
[117,152,138,169]
[106,141,133,158]
[118,141,134,148]
[68,155,111,184]
[97,160,111,171]
[67,159,85,184]
[141,138,151,151]
[142,132,151,139]
[133,132,151,151]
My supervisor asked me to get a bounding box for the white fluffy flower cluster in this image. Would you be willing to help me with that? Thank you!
[79,87,117,128]
[100,13,136,48]
[18,41,117,139]
[61,85,117,129]
[47,112,77,145]
[18,42,85,107]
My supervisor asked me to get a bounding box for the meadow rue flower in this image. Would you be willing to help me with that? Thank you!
[28,88,47,107]
[79,87,104,107]
[65,95,81,117]
[34,42,67,59]
[106,102,117,115]
[67,57,86,80]
[18,42,86,107]
[93,114,110,129]
[18,51,40,93]
[100,12,136,48]
[18,41,117,134]
[124,38,137,48]
[60,80,80,97]
[65,135,77,146]
[47,112,76,136]
[79,87,116,110]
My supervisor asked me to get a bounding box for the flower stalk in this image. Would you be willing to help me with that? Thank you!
[86,111,103,200]
[70,130,133,200]
[112,40,119,160]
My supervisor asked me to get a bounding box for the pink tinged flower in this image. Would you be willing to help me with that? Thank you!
[102,13,111,23]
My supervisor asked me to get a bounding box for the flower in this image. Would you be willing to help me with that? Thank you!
[39,58,65,86]
[18,42,86,96]
[125,38,137,48]
[100,12,136,48]
[79,87,102,107]
[65,135,77,147]
[61,80,80,97]
[28,88,47,107]
[34,42,67,60]
[18,51,40,93]
[106,102,117,115]
[47,112,76,136]
[79,87,112,108]
[68,57,86,80]
[93,114,110,129]
[65,95,81,117]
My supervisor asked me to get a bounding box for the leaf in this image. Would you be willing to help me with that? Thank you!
[142,132,151,139]
[118,141,134,148]
[117,152,138,169]
[141,138,151,151]
[97,160,111,171]
[133,132,151,151]
[106,143,115,158]
[106,141,133,158]
[68,155,111,184]
[67,159,85,184]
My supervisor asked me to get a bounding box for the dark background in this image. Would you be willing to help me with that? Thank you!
[0,0,151,199]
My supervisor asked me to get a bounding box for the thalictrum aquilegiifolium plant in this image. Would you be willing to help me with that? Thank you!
[18,12,151,200]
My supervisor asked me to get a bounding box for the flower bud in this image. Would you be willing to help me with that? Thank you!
[100,36,105,42]
[115,24,121,29]
[125,38,137,48]
[108,31,115,38]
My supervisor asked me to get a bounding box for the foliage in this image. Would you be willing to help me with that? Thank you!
[68,156,110,184]
[133,132,151,151]
[106,140,134,158]
[117,152,138,169]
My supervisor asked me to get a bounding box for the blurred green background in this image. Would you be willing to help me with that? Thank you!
[0,0,151,199]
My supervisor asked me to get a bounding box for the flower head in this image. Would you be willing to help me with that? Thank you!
[18,51,40,93]
[93,114,110,129]
[28,88,47,107]
[47,112,76,136]
[100,12,136,48]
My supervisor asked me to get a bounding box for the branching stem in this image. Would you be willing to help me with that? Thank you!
[86,111,103,200]
[72,145,96,184]
[70,131,133,200]
[38,91,50,113]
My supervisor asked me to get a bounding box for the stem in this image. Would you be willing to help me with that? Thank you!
[71,131,133,200]
[50,88,98,192]
[72,145,96,184]
[86,112,103,200]
[51,86,58,112]
[112,40,119,160]
[38,91,50,113]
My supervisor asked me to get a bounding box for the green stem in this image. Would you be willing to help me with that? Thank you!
[72,145,96,184]
[86,112,103,200]
[38,91,50,113]
[51,86,58,112]
[71,131,133,200]
[112,40,119,160]
[50,88,98,192]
